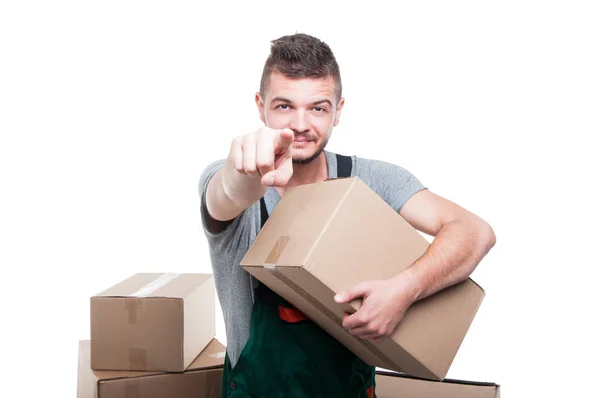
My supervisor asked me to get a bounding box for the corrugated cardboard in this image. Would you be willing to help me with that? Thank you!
[240,177,485,380]
[375,370,500,397]
[77,338,225,398]
[90,273,215,372]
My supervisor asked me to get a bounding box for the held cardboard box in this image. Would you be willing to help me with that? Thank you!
[375,370,501,397]
[78,338,225,398]
[240,177,485,380]
[91,273,215,372]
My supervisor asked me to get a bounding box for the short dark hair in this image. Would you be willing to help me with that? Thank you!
[260,33,342,101]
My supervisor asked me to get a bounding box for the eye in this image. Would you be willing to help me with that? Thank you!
[276,104,290,110]
[313,106,327,112]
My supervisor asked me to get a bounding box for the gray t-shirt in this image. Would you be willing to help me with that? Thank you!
[198,150,426,368]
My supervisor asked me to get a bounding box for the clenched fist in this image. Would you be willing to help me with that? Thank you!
[230,127,295,187]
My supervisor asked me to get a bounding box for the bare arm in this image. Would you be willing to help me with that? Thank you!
[205,159,266,224]
[204,128,294,230]
[395,189,497,301]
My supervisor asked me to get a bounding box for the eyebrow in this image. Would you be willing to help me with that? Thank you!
[270,97,333,107]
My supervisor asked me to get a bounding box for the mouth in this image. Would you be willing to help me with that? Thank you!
[294,135,314,143]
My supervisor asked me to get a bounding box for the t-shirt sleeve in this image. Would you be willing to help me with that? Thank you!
[198,159,255,237]
[353,157,427,213]
[198,159,228,235]
[198,159,258,255]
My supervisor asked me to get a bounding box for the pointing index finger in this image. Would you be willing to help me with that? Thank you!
[274,128,294,152]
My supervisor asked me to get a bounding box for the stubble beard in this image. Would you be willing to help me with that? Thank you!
[292,135,329,165]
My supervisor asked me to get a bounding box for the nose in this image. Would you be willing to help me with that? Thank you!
[289,109,310,134]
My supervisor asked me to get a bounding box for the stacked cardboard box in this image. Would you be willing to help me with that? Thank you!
[375,370,501,397]
[77,273,225,397]
[77,339,225,398]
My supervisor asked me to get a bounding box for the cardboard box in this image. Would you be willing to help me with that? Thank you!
[240,177,484,380]
[91,273,215,372]
[375,370,500,397]
[77,338,225,398]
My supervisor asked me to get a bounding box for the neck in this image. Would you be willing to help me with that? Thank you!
[276,152,328,195]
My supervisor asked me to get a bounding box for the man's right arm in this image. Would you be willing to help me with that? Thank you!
[203,127,295,233]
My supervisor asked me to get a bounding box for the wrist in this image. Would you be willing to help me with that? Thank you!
[390,267,424,304]
[223,164,265,207]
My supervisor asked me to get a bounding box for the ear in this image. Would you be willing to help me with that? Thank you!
[255,92,266,124]
[333,97,345,127]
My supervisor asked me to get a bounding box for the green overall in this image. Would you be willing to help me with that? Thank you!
[222,155,377,398]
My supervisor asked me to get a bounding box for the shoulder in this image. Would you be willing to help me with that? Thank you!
[351,154,428,212]
[353,155,413,179]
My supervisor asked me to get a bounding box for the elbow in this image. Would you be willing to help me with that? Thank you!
[459,218,495,279]
[477,219,496,255]
[488,225,497,251]
[461,214,496,259]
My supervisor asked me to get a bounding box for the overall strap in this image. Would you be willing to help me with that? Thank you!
[336,154,352,178]
[260,193,269,228]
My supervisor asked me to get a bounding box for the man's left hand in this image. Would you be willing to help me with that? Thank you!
[335,276,418,343]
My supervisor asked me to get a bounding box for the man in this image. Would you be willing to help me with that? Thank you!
[199,33,496,397]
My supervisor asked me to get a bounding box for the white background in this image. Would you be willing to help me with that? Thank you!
[1,1,599,396]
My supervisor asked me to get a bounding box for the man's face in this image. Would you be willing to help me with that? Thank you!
[256,71,344,164]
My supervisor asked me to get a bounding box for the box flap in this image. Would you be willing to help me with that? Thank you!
[94,273,212,299]
[186,338,227,370]
[153,274,212,299]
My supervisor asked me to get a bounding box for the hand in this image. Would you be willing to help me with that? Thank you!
[229,127,295,187]
[335,278,416,343]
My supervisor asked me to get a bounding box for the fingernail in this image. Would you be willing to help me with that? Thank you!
[334,294,342,302]
[264,175,274,185]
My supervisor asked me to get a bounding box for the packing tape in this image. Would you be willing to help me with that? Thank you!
[270,269,398,369]
[128,273,181,297]
[264,236,289,268]
[209,351,226,359]
[125,298,145,324]
[129,347,148,370]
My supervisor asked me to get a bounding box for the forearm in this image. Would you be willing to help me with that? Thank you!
[206,160,266,222]
[394,218,496,302]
